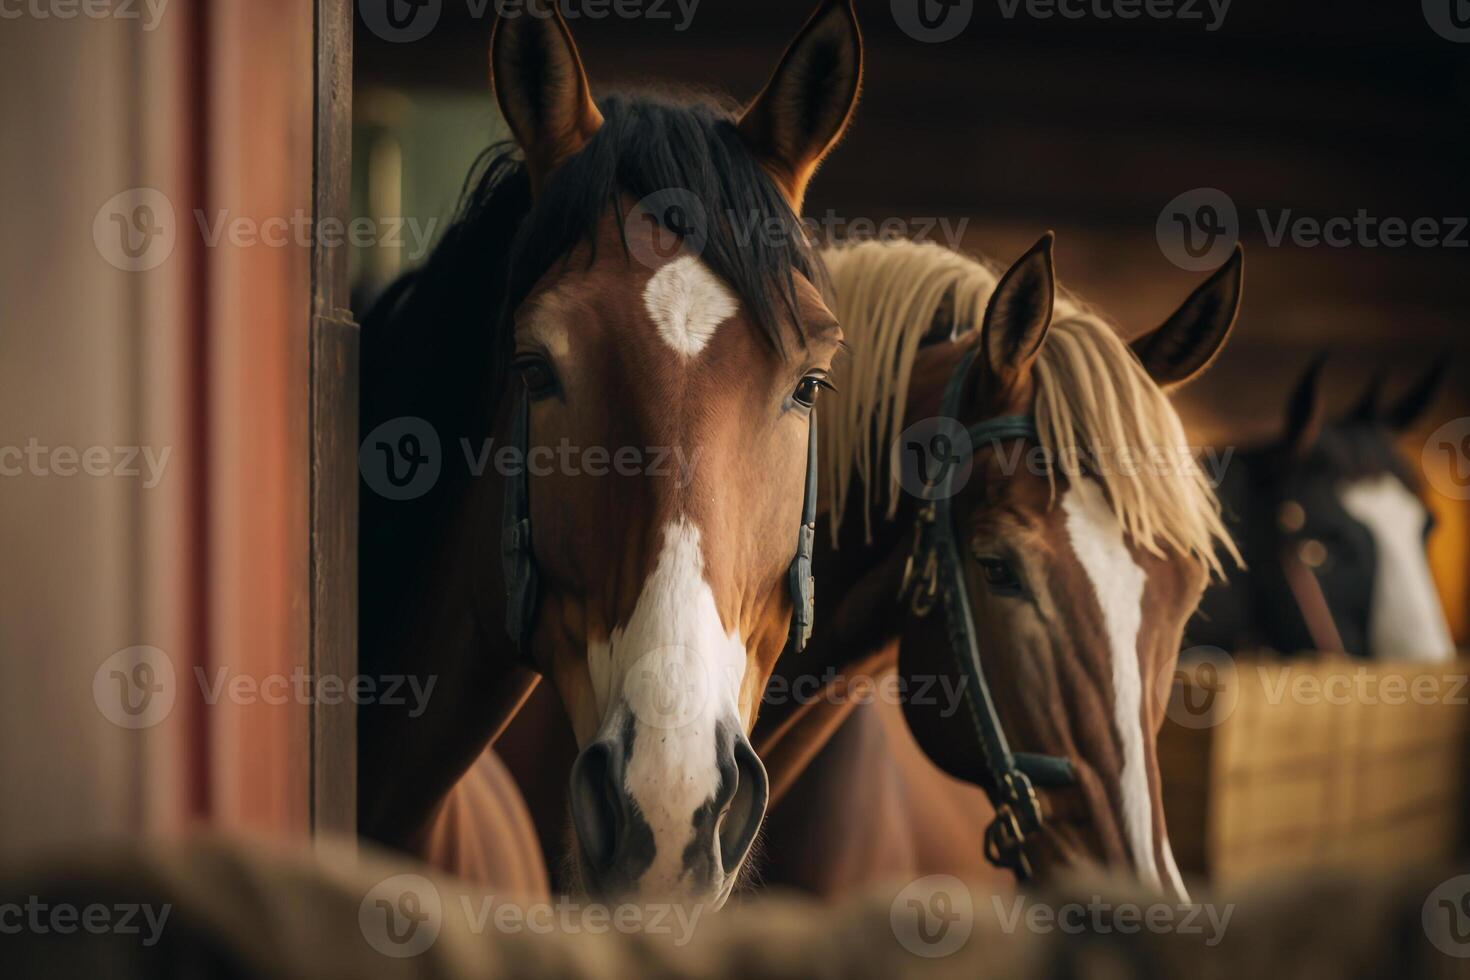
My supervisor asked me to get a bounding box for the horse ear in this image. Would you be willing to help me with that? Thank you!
[1284,352,1328,455]
[1385,358,1451,431]
[1131,243,1243,389]
[738,0,862,211]
[491,0,603,191]
[979,232,1055,387]
[1344,369,1387,424]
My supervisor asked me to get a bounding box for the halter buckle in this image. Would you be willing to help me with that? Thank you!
[983,771,1044,879]
[984,805,1035,879]
[908,553,939,617]
[900,503,940,616]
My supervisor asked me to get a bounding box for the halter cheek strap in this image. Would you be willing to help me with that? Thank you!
[786,413,818,654]
[500,387,820,660]
[900,346,1077,881]
[501,386,538,654]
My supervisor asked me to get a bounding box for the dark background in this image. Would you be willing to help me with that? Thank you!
[355,0,1470,634]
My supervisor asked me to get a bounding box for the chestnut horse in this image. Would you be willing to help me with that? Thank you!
[754,234,1244,897]
[359,0,861,908]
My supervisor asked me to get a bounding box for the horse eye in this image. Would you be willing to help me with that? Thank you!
[513,355,558,399]
[976,556,1024,595]
[793,374,832,409]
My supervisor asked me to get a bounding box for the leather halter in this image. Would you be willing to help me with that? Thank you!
[500,385,819,659]
[899,347,1076,880]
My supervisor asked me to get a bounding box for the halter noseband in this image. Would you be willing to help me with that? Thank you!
[500,386,819,661]
[899,346,1077,881]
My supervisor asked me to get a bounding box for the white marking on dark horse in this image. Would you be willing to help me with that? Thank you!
[1338,474,1454,662]
[1063,478,1162,890]
[642,255,739,357]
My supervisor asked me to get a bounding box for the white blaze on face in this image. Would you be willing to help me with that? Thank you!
[580,252,750,898]
[643,254,739,357]
[1338,473,1453,662]
[585,519,749,895]
[1062,479,1162,891]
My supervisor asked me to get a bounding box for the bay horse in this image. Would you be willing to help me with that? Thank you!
[754,234,1244,897]
[358,0,862,908]
[1187,356,1455,660]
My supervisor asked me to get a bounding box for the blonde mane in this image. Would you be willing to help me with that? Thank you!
[818,238,1238,578]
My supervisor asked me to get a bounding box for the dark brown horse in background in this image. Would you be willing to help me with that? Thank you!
[358,0,862,907]
[1187,355,1455,661]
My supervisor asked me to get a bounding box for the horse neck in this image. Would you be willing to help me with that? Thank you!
[358,386,531,848]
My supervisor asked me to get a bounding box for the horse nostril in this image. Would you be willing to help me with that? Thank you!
[718,736,769,875]
[570,741,623,873]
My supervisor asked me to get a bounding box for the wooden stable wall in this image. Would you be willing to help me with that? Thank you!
[0,0,353,851]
